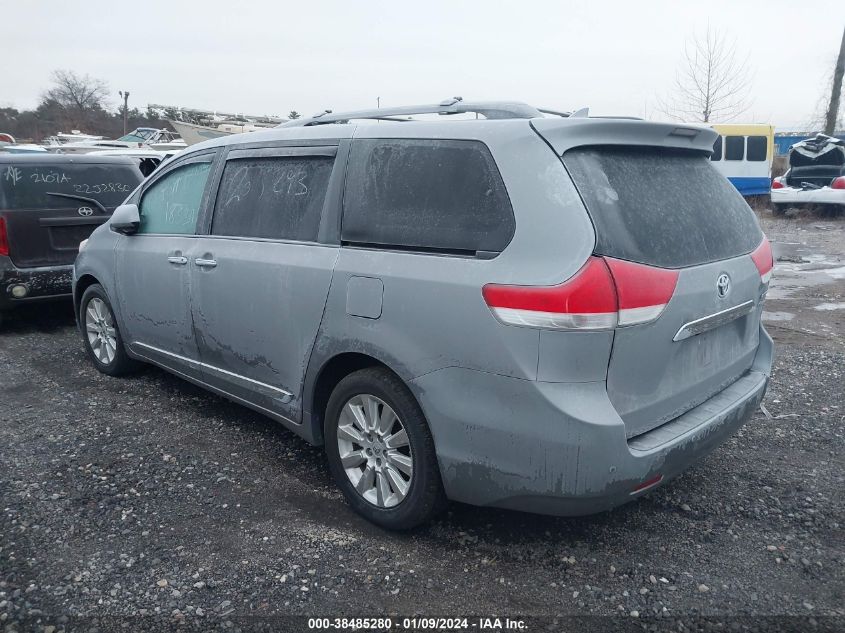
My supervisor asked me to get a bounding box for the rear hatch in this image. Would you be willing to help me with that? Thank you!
[560,144,766,438]
[0,160,143,267]
[785,135,845,189]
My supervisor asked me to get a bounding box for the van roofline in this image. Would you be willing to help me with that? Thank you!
[180,101,713,156]
[279,98,588,128]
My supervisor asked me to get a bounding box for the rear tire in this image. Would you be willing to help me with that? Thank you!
[80,284,140,376]
[324,367,446,530]
[772,204,788,216]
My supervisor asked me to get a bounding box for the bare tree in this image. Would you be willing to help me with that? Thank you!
[805,60,843,132]
[40,70,111,128]
[660,27,752,123]
[824,26,845,135]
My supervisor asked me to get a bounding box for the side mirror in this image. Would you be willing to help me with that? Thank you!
[110,203,140,235]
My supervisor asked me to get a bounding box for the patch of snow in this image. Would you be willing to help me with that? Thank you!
[762,311,795,322]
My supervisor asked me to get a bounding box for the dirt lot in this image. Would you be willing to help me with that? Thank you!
[1,212,843,632]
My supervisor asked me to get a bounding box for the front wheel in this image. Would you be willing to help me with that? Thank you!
[80,284,140,376]
[324,367,446,530]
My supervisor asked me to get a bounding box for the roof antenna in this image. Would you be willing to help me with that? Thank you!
[571,107,590,118]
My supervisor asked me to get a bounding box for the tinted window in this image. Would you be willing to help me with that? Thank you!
[138,162,210,234]
[212,156,333,241]
[746,136,767,162]
[710,136,722,161]
[724,136,745,161]
[563,147,762,268]
[342,139,514,254]
[0,162,142,210]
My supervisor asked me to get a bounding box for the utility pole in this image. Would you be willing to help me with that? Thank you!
[824,26,845,135]
[119,91,130,135]
[377,96,380,108]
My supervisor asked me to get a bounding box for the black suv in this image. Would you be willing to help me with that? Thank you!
[0,154,144,325]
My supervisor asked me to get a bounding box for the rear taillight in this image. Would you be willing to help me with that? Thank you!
[750,238,773,284]
[604,258,679,326]
[771,177,786,190]
[482,256,678,331]
[832,176,845,190]
[0,218,9,257]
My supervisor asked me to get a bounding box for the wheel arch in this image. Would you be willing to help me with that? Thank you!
[73,274,101,320]
[305,351,409,446]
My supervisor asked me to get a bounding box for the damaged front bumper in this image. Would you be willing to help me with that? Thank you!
[411,326,773,516]
[0,255,74,311]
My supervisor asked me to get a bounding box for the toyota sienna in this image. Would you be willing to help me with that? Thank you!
[73,100,774,529]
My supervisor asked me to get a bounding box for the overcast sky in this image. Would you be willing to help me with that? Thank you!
[2,1,843,130]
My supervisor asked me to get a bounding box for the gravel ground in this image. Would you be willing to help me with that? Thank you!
[0,213,843,632]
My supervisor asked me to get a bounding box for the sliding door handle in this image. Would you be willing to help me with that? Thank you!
[167,256,188,265]
[194,258,217,268]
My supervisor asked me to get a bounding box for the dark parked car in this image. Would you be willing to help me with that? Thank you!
[0,154,144,325]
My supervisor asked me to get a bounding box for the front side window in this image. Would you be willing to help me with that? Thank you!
[342,139,514,254]
[746,136,767,162]
[211,156,334,241]
[138,161,211,235]
[724,136,745,161]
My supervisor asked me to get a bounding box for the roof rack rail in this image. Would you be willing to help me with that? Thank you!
[278,98,582,127]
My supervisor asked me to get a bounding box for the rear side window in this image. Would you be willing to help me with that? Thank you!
[563,147,762,269]
[342,139,514,254]
[746,136,767,161]
[710,136,722,161]
[0,162,143,210]
[212,156,333,241]
[724,136,745,161]
[138,162,211,235]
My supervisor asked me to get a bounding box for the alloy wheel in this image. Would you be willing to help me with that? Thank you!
[85,297,117,365]
[336,394,413,508]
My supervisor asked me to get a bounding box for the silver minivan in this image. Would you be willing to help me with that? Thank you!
[73,100,774,529]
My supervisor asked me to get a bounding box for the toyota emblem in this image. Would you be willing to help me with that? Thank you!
[716,273,731,298]
[77,207,94,217]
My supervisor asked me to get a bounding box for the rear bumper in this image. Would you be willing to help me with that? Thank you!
[771,186,845,206]
[0,256,73,310]
[411,326,773,516]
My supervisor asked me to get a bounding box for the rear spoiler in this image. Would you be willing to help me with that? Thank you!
[530,118,717,156]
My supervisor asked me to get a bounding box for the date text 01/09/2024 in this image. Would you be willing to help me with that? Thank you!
[307,617,528,630]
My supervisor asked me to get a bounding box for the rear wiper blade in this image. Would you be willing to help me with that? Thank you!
[46,192,108,214]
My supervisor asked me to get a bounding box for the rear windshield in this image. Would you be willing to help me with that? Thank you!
[0,162,143,210]
[563,147,762,269]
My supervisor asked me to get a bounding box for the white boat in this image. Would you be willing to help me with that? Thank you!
[0,133,49,153]
[45,128,186,154]
[43,130,105,147]
[168,119,278,146]
[0,143,48,154]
